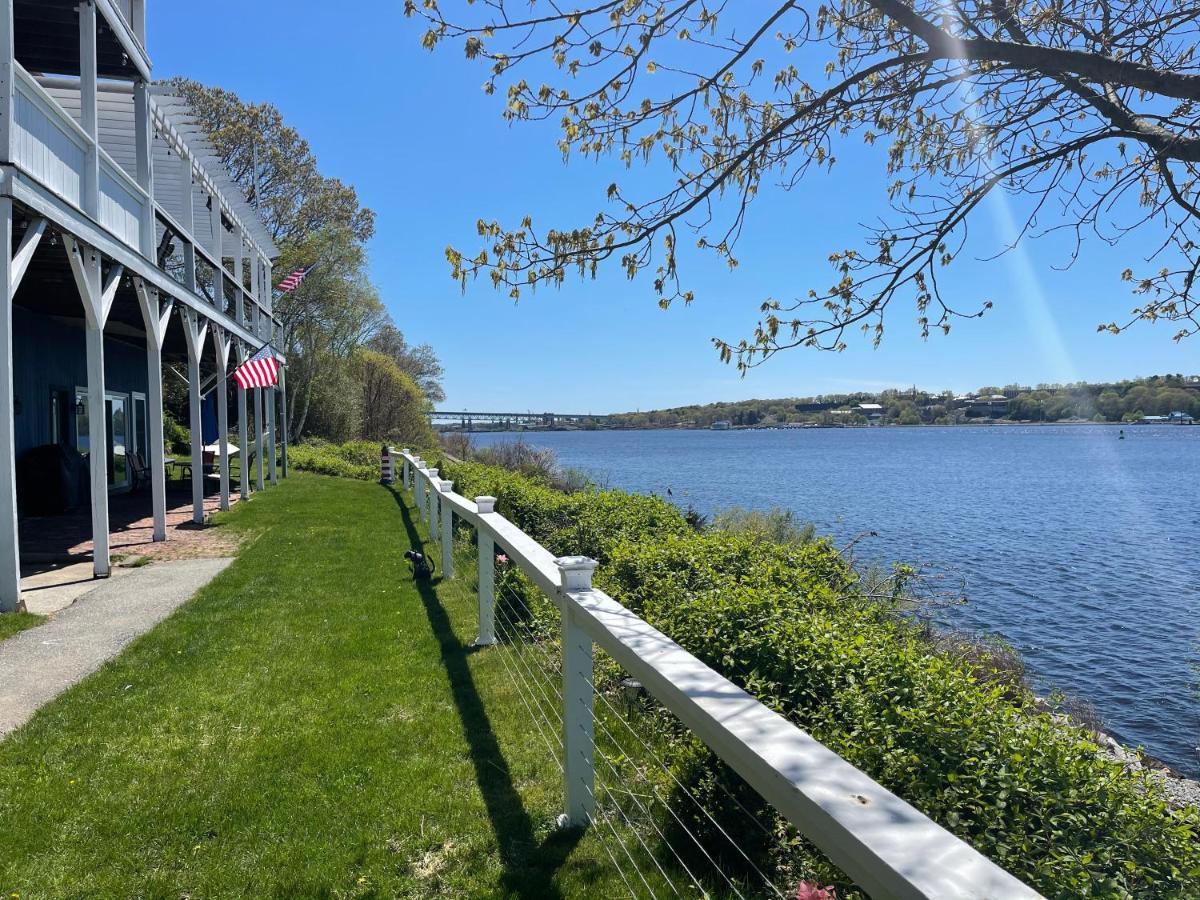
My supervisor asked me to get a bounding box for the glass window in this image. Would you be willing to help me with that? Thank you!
[75,390,89,457]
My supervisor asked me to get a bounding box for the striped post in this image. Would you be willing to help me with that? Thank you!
[380,444,393,484]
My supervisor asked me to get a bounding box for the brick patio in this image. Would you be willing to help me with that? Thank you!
[19,483,245,564]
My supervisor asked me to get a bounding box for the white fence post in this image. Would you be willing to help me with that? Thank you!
[440,480,454,577]
[414,460,426,523]
[427,468,440,536]
[557,556,598,828]
[474,496,497,647]
[400,448,410,488]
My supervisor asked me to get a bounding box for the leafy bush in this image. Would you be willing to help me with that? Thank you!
[711,506,818,546]
[289,439,382,481]
[441,458,1200,897]
[163,412,190,456]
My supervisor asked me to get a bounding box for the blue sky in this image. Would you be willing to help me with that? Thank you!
[150,3,1197,413]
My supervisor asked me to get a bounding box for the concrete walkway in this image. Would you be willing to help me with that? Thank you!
[0,557,233,738]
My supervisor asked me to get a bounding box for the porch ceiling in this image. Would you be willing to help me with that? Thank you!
[10,227,213,369]
[14,0,139,80]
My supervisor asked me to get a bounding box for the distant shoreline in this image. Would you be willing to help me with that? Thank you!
[445,420,1196,434]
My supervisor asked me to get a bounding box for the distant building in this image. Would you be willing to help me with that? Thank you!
[856,403,884,424]
[711,420,732,430]
[955,394,1008,416]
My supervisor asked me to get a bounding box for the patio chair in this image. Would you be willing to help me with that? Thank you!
[129,452,151,492]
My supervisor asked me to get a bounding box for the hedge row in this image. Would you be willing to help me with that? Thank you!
[288,440,381,481]
[438,456,1200,898]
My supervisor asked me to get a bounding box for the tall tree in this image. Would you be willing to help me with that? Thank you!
[277,227,389,440]
[366,323,446,404]
[412,2,1200,367]
[167,79,375,246]
[351,350,434,442]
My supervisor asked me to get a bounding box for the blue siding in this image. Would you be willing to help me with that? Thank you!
[12,307,149,457]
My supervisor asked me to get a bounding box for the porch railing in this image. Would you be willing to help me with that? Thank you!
[390,448,1042,899]
[8,62,281,343]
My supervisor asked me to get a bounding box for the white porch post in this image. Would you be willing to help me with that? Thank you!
[279,364,289,477]
[179,149,196,293]
[134,279,172,541]
[254,387,264,491]
[67,238,122,578]
[133,80,155,260]
[211,327,232,510]
[267,385,277,485]
[129,0,146,43]
[79,0,99,218]
[0,200,21,610]
[236,343,249,500]
[208,192,221,284]
[0,0,15,164]
[181,309,208,525]
[0,209,44,610]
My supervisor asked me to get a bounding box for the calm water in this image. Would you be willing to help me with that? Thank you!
[471,425,1200,775]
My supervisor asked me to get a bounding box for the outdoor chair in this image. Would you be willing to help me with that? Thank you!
[129,452,150,492]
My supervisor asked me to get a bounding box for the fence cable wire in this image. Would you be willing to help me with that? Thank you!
[484,553,787,898]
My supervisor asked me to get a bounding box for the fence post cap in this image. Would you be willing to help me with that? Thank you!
[556,556,598,591]
[401,448,411,455]
[427,467,439,478]
[439,479,454,493]
[475,495,496,513]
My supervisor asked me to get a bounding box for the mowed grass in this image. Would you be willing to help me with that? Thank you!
[0,611,44,642]
[0,474,642,898]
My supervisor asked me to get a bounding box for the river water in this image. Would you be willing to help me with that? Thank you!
[469,425,1200,776]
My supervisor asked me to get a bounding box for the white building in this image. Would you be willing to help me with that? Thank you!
[0,0,285,613]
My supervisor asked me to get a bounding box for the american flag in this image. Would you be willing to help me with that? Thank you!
[233,344,279,389]
[276,263,315,294]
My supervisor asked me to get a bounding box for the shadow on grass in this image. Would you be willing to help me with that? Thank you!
[386,484,582,899]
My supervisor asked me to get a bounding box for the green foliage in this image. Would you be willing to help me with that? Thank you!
[287,440,382,481]
[711,506,818,547]
[442,458,1200,897]
[163,412,190,456]
[601,374,1200,428]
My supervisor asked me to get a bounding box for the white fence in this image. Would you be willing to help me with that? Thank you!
[391,448,1042,899]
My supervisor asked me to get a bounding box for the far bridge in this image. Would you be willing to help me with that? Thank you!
[430,410,611,429]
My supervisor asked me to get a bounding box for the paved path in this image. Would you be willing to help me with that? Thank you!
[0,557,233,738]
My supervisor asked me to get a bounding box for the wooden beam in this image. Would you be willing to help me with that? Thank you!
[10,216,45,293]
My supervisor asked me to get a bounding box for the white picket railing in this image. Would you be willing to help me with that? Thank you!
[390,448,1043,900]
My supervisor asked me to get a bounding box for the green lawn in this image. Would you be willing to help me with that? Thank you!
[0,611,44,642]
[0,474,659,898]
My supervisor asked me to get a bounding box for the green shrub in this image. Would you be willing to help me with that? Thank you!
[163,412,190,456]
[442,458,1200,897]
[289,440,382,481]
